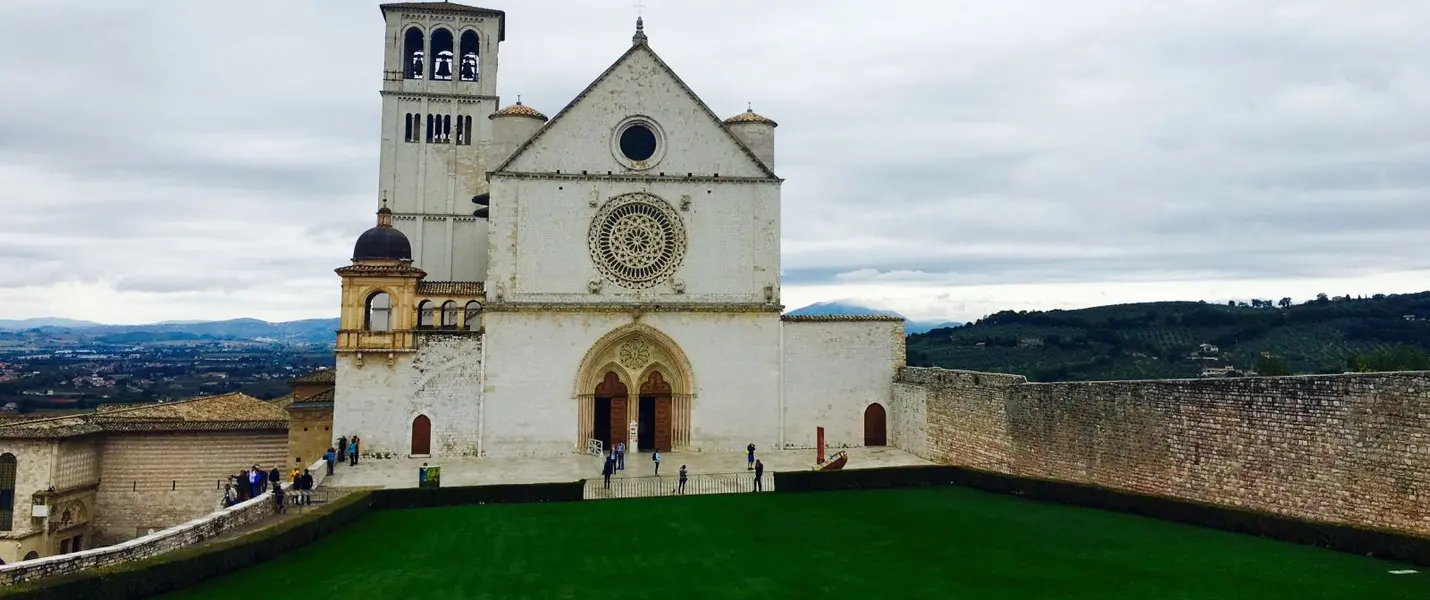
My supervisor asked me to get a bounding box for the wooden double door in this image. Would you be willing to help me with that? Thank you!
[595,371,673,452]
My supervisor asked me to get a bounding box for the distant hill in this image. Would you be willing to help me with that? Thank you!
[785,302,962,334]
[0,318,103,330]
[906,292,1430,382]
[0,317,341,346]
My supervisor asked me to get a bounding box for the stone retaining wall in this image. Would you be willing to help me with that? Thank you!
[892,367,1430,536]
[0,457,329,586]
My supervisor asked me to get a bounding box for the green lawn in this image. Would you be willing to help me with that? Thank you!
[164,487,1428,600]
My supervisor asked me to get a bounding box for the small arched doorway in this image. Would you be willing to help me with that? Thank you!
[21,551,38,561]
[411,414,432,456]
[864,403,887,446]
[639,371,673,452]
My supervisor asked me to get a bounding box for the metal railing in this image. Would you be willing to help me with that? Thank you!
[585,471,774,500]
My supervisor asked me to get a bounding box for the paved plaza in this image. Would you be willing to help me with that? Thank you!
[322,446,932,490]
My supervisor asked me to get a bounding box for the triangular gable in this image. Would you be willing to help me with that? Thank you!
[494,41,778,179]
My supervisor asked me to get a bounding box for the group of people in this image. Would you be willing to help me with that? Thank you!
[222,464,282,508]
[220,433,363,512]
[323,435,362,475]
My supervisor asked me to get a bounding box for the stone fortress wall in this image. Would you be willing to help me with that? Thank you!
[891,367,1430,536]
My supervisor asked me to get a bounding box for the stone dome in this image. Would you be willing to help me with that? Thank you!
[723,108,777,127]
[490,101,549,121]
[352,208,412,261]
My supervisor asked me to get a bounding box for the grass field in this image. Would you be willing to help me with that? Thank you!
[163,487,1429,600]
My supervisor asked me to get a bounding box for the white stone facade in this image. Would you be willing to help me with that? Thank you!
[335,7,905,460]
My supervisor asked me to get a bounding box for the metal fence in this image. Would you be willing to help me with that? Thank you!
[584,471,775,500]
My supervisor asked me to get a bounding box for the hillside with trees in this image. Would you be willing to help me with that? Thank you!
[906,292,1430,382]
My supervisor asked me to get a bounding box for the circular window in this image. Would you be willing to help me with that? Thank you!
[619,125,657,161]
[588,193,687,289]
[611,117,666,170]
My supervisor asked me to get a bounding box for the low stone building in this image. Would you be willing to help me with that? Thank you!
[0,393,288,564]
[272,370,336,467]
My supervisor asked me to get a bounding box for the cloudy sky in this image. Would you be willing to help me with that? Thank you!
[1,0,1427,324]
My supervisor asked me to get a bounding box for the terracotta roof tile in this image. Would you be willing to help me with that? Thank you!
[490,102,548,121]
[290,389,335,407]
[293,369,336,384]
[416,281,485,296]
[724,109,778,127]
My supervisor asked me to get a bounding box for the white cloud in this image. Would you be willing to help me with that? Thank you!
[0,0,1427,323]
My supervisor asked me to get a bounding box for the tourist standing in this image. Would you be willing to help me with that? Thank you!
[221,483,236,509]
[753,459,764,492]
[652,450,661,476]
[747,443,756,470]
[249,468,262,498]
[268,465,281,491]
[349,436,360,466]
[299,469,314,505]
[602,455,614,489]
[678,465,688,494]
[272,481,286,514]
[615,441,625,470]
[324,447,336,476]
[337,436,348,463]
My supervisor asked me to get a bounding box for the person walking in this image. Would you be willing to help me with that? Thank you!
[652,450,661,476]
[753,459,764,492]
[602,455,614,489]
[747,443,756,471]
[678,465,688,495]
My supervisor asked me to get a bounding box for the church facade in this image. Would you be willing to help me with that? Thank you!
[332,2,905,459]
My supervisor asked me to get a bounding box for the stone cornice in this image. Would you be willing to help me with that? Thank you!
[379,90,499,103]
[485,301,783,314]
[489,171,782,185]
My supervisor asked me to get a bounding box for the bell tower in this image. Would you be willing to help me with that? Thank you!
[376,2,507,282]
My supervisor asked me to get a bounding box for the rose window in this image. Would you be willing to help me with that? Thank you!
[588,193,687,288]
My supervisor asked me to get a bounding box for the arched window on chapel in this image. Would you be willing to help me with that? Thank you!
[418,300,436,329]
[365,292,392,332]
[441,301,459,329]
[0,453,17,532]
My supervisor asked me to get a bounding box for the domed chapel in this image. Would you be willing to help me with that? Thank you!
[333,2,905,459]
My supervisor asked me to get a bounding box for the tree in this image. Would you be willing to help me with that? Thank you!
[1315,293,1329,304]
[1255,354,1293,376]
[1279,297,1292,308]
[1228,300,1237,307]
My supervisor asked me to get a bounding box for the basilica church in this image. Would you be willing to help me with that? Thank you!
[332,2,905,459]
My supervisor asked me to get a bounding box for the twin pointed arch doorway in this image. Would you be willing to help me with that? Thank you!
[575,324,694,453]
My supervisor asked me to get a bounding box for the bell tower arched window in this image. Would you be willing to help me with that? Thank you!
[403,27,425,80]
[458,30,479,82]
[365,292,392,332]
[429,28,454,81]
[0,453,17,532]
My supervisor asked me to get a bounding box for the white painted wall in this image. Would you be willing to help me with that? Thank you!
[333,334,484,458]
[486,177,779,303]
[781,320,905,449]
[481,310,782,457]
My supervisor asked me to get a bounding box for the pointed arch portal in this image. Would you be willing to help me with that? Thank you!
[575,323,693,452]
